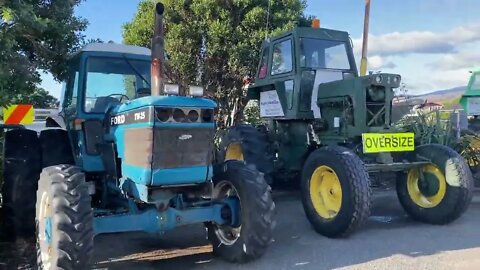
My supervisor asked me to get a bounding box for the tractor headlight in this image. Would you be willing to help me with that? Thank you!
[188,86,204,97]
[187,110,199,122]
[157,108,172,122]
[164,84,180,95]
[393,75,401,84]
[375,75,383,84]
[173,108,186,122]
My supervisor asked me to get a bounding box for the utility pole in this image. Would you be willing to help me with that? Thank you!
[360,0,371,76]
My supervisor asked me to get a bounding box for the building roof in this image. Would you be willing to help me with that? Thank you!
[77,43,151,56]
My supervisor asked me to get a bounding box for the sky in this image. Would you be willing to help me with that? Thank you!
[41,0,480,98]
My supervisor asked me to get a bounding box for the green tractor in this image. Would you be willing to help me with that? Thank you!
[219,23,474,237]
[460,67,480,131]
[2,3,275,268]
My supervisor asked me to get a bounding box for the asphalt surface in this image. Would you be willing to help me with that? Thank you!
[93,189,480,270]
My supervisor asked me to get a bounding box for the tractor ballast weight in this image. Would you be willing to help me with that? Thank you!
[2,3,274,269]
[219,24,473,237]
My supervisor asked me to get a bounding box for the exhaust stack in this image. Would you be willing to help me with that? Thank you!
[151,2,165,96]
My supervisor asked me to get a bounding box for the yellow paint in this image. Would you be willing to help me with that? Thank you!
[309,165,342,219]
[3,104,34,124]
[407,164,447,208]
[362,133,415,153]
[360,57,368,76]
[225,143,244,161]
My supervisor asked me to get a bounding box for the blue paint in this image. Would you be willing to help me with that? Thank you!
[93,201,227,235]
[151,166,212,186]
[45,217,52,245]
[120,180,150,203]
[111,96,217,113]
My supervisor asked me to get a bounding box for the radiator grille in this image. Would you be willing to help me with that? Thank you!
[152,128,214,169]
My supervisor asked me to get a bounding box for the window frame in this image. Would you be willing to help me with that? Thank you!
[81,55,151,114]
[270,38,294,77]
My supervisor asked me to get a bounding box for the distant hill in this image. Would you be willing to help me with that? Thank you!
[414,86,466,104]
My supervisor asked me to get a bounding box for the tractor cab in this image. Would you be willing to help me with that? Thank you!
[60,43,152,118]
[247,25,358,120]
[247,23,402,135]
[56,42,217,202]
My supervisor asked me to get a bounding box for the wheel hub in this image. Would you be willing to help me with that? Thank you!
[309,165,343,219]
[212,181,242,246]
[407,164,446,208]
[38,192,53,269]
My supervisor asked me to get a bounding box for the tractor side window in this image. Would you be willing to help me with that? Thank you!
[83,57,151,113]
[271,39,293,75]
[258,48,269,79]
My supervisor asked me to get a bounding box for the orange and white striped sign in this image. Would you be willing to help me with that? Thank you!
[3,104,34,124]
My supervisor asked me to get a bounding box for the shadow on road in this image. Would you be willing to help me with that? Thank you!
[92,189,480,270]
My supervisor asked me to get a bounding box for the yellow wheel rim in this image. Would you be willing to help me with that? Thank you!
[309,165,343,219]
[225,143,244,161]
[407,164,446,208]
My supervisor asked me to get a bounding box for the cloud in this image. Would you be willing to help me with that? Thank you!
[368,55,396,70]
[352,22,480,56]
[428,52,480,71]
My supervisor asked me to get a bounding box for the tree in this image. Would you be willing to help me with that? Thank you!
[123,0,312,126]
[0,0,87,107]
[10,87,59,108]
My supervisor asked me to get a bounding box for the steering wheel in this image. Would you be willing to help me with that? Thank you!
[107,94,130,103]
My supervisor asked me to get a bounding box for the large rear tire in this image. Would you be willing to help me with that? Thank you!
[1,129,41,241]
[301,146,371,238]
[217,124,275,184]
[207,161,275,263]
[396,144,473,224]
[36,165,93,270]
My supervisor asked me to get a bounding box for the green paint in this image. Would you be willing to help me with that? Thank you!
[247,26,403,173]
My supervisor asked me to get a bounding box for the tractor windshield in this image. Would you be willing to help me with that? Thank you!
[299,38,350,70]
[84,56,151,113]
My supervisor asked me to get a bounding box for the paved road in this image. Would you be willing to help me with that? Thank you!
[93,189,480,270]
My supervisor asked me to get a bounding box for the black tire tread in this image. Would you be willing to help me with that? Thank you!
[2,129,41,241]
[396,144,474,224]
[217,124,275,182]
[301,146,372,237]
[208,161,275,263]
[36,165,93,270]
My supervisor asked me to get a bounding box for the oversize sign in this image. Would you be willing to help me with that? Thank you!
[362,133,415,153]
[3,104,34,124]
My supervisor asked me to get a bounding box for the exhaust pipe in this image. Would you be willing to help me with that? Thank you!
[151,2,165,96]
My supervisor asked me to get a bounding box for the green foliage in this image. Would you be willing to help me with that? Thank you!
[442,96,460,109]
[0,0,87,107]
[397,110,480,170]
[123,0,312,126]
[10,87,59,108]
[244,100,265,126]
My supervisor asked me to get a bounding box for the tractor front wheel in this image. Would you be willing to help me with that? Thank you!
[396,144,474,224]
[207,161,275,263]
[36,165,93,270]
[301,146,371,238]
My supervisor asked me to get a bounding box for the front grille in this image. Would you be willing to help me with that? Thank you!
[152,128,215,169]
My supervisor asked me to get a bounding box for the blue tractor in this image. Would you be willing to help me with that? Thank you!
[2,3,274,269]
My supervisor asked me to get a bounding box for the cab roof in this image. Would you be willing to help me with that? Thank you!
[265,27,351,44]
[71,43,151,58]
